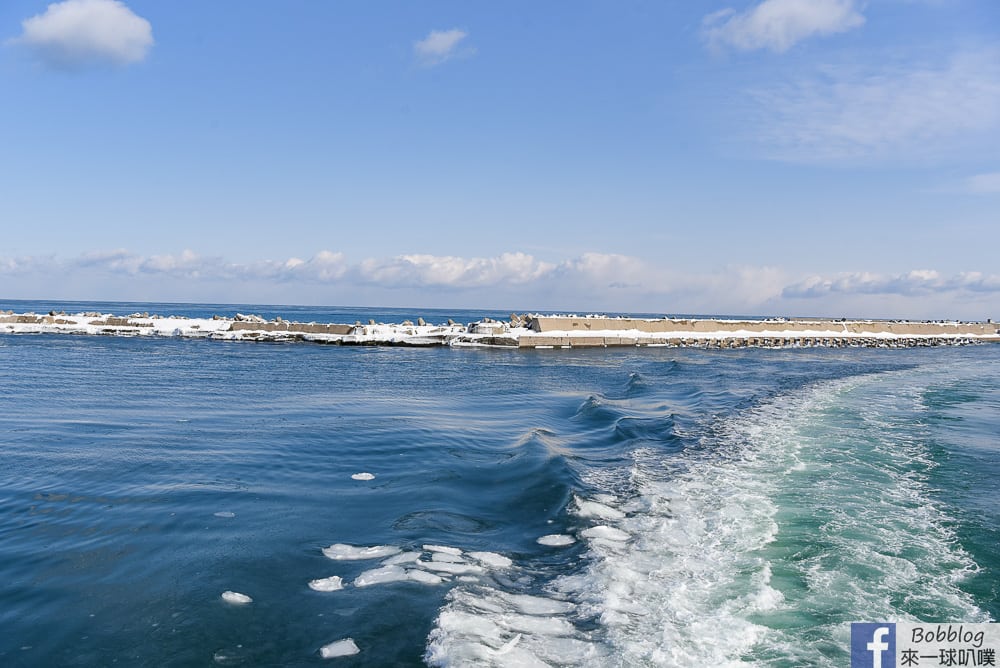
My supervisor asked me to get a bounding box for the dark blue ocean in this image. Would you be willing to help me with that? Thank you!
[1,301,997,667]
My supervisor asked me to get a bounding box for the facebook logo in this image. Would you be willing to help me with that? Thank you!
[852,623,896,668]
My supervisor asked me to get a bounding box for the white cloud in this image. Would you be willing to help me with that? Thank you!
[357,252,554,288]
[12,0,153,69]
[783,269,1000,298]
[414,28,470,66]
[748,48,1000,162]
[3,250,998,320]
[703,0,864,53]
[963,172,1000,194]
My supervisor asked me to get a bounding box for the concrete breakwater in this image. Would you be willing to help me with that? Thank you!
[2,311,998,348]
[515,316,1000,348]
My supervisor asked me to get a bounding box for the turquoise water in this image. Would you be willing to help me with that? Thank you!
[1,301,996,666]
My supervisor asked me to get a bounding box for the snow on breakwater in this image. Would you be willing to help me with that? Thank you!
[1,310,997,348]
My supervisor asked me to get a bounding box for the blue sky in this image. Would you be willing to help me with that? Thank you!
[2,0,998,318]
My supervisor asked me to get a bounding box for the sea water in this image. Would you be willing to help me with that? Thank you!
[0,301,996,666]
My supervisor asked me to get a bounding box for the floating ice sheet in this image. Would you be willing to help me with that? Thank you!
[536,534,575,546]
[382,551,422,565]
[220,591,252,605]
[575,499,625,520]
[423,544,463,556]
[308,576,344,592]
[322,543,400,560]
[354,565,408,587]
[319,638,360,658]
[408,569,447,585]
[416,560,484,575]
[468,551,513,569]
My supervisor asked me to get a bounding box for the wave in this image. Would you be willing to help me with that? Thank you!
[426,369,991,666]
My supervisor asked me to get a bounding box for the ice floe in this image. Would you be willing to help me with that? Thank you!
[381,551,422,566]
[408,569,447,585]
[425,582,605,667]
[350,472,375,481]
[319,638,360,659]
[220,591,252,605]
[536,534,575,547]
[467,552,513,569]
[415,560,484,575]
[322,543,400,560]
[312,542,516,594]
[574,498,625,520]
[354,565,409,587]
[308,576,344,592]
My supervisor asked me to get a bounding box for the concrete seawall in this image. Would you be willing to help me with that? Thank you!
[527,316,999,337]
[516,316,999,348]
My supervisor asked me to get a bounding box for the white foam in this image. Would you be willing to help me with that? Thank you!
[220,591,252,605]
[536,534,575,546]
[308,576,344,592]
[319,638,360,658]
[579,525,629,542]
[542,371,993,666]
[351,472,375,481]
[499,613,576,636]
[322,543,400,560]
[501,593,574,615]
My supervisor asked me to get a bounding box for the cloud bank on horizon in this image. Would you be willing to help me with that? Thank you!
[1,0,997,318]
[2,249,997,320]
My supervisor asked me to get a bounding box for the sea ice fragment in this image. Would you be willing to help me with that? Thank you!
[319,638,360,658]
[308,576,344,592]
[323,544,400,560]
[221,591,252,604]
[468,551,514,569]
[423,544,463,556]
[354,566,408,587]
[575,499,625,520]
[407,569,446,585]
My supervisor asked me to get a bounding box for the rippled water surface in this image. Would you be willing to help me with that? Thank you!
[1,302,997,666]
